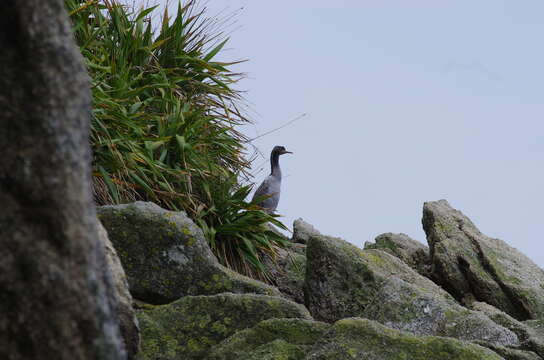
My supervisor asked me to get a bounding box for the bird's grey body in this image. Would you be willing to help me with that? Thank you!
[252,146,292,213]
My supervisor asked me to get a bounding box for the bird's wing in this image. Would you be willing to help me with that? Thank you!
[252,177,271,203]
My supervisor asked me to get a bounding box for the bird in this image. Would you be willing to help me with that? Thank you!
[252,145,292,213]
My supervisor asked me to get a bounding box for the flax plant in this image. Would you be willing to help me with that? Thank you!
[66,0,287,277]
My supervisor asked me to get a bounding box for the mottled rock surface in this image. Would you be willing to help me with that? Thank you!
[137,293,312,360]
[263,243,307,304]
[473,342,541,360]
[98,202,280,304]
[362,277,519,347]
[472,301,544,357]
[292,218,321,244]
[364,232,429,276]
[305,318,505,360]
[0,0,125,357]
[423,200,544,320]
[305,234,451,323]
[207,318,330,360]
[99,222,140,358]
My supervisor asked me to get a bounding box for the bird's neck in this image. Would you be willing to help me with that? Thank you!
[270,152,282,178]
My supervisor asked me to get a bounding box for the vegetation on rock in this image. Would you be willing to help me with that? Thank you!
[65,0,288,275]
[136,293,311,359]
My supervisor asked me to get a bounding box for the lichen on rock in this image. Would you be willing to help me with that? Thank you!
[136,293,312,360]
[263,243,307,304]
[207,318,330,360]
[362,277,519,347]
[364,232,430,276]
[98,202,280,304]
[472,301,544,357]
[304,233,451,323]
[423,200,544,321]
[305,318,505,360]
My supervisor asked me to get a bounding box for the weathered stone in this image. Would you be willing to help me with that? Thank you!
[524,319,544,338]
[362,277,519,347]
[304,234,451,323]
[305,318,505,360]
[364,232,430,276]
[423,199,544,320]
[292,218,321,244]
[263,243,306,304]
[0,1,125,358]
[472,301,544,357]
[473,342,541,360]
[98,202,280,304]
[99,222,140,358]
[137,293,312,360]
[207,318,330,360]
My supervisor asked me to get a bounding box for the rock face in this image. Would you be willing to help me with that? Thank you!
[472,301,544,357]
[305,318,504,360]
[473,342,541,360]
[305,234,451,323]
[99,222,140,358]
[137,293,312,360]
[0,1,125,358]
[98,202,280,304]
[304,234,518,347]
[207,318,330,360]
[362,277,519,347]
[423,200,544,320]
[263,243,307,304]
[364,232,429,276]
[292,218,321,244]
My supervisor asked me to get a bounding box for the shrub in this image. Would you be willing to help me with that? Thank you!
[66,0,287,277]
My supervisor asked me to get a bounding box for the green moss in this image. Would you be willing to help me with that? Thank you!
[98,203,280,304]
[309,318,504,360]
[137,293,311,360]
[207,318,329,360]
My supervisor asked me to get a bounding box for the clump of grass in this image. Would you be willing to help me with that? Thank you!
[66,0,287,277]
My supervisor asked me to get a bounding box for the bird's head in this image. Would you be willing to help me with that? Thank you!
[272,145,293,156]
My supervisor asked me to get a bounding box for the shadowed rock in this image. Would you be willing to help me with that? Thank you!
[98,202,280,304]
[0,1,125,358]
[263,244,307,304]
[423,200,544,320]
[99,222,140,359]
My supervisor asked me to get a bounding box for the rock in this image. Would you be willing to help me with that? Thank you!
[207,318,330,360]
[364,232,430,276]
[472,301,544,357]
[263,243,307,304]
[305,318,505,360]
[137,293,312,360]
[0,1,125,356]
[524,319,544,338]
[304,234,452,323]
[473,342,541,360]
[362,277,519,347]
[99,221,140,358]
[292,218,320,244]
[97,202,280,304]
[423,199,544,320]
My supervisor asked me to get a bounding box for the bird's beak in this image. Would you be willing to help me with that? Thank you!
[282,150,293,155]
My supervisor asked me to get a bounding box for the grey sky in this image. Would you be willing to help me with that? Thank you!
[159,1,544,266]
